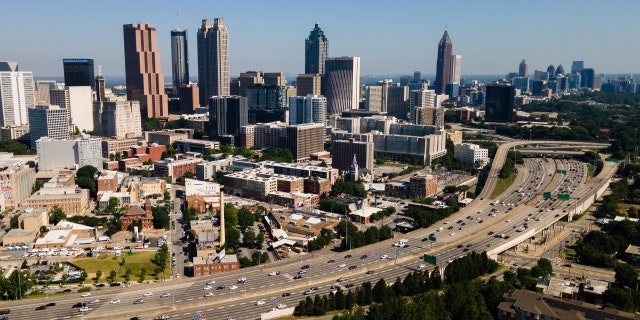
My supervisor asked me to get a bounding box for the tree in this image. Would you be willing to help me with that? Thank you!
[614,263,639,288]
[243,230,256,248]
[224,203,239,227]
[49,206,66,225]
[379,225,393,241]
[186,229,197,242]
[237,208,254,228]
[256,232,265,248]
[602,287,636,312]
[9,214,19,229]
[139,268,147,282]
[109,269,117,283]
[225,227,241,251]
[61,273,69,287]
[259,148,293,163]
[95,269,103,283]
[80,270,88,282]
[152,205,170,229]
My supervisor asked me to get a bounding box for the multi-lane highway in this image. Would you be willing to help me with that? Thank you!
[0,141,614,320]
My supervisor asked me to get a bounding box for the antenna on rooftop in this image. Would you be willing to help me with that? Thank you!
[98,65,102,77]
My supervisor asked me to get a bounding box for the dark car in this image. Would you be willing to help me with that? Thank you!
[35,305,47,311]
[327,259,335,263]
[72,302,86,308]
[457,244,463,248]
[348,265,357,270]
[217,285,226,290]
[282,292,291,297]
[131,317,142,320]
[301,265,309,269]
[46,302,56,307]
[487,231,494,236]
[463,248,470,252]
[133,299,144,304]
[360,255,368,259]
[293,275,302,280]
[345,283,354,288]
[367,270,375,275]
[344,254,352,259]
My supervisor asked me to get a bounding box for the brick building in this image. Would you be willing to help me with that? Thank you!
[409,174,438,199]
[120,199,154,231]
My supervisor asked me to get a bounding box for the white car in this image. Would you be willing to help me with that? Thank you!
[79,306,92,312]
[89,299,100,304]
[237,277,246,283]
[110,299,120,304]
[161,292,171,298]
[160,315,170,320]
[380,255,389,259]
[256,300,266,306]
[81,292,91,297]
[418,264,426,269]
[229,285,238,290]
[277,304,287,309]
[337,263,346,268]
[203,285,212,290]
[268,271,279,276]
[206,280,216,285]
[143,292,153,297]
[449,232,455,236]
[204,292,214,297]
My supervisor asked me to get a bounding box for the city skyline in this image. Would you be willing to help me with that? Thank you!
[3,1,640,78]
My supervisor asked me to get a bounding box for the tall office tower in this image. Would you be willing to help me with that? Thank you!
[0,68,34,127]
[452,55,462,83]
[281,123,325,162]
[511,77,530,93]
[484,83,515,123]
[331,139,374,172]
[93,100,142,138]
[264,72,286,87]
[414,107,444,127]
[122,24,169,118]
[518,59,528,77]
[435,29,453,94]
[95,75,106,102]
[409,88,436,123]
[237,71,264,97]
[305,23,329,75]
[67,86,94,132]
[170,29,190,95]
[365,80,408,119]
[581,68,595,89]
[323,57,360,115]
[246,84,287,109]
[63,59,95,89]
[399,75,412,87]
[208,96,248,137]
[445,82,459,98]
[289,95,327,125]
[555,64,565,76]
[296,74,321,96]
[28,105,69,148]
[0,62,18,72]
[534,70,549,81]
[571,61,584,74]
[546,65,555,76]
[412,71,422,83]
[197,18,230,106]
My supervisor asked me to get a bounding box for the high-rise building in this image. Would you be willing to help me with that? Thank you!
[484,83,515,123]
[331,139,374,173]
[305,23,329,75]
[323,57,360,115]
[93,100,142,138]
[95,75,106,102]
[511,77,530,93]
[518,59,528,78]
[208,96,248,138]
[197,18,230,106]
[62,59,95,89]
[289,95,327,125]
[296,74,321,96]
[237,71,264,97]
[445,82,459,98]
[571,61,584,74]
[533,70,549,81]
[281,123,325,162]
[409,88,437,123]
[36,135,102,172]
[28,105,70,149]
[414,107,444,127]
[263,72,286,87]
[555,64,565,76]
[365,80,408,119]
[246,84,287,109]
[0,62,18,72]
[170,29,190,95]
[452,55,462,83]
[179,84,199,114]
[435,29,453,94]
[546,65,555,76]
[67,86,94,133]
[0,68,34,127]
[122,24,169,118]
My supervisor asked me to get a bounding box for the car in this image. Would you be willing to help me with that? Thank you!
[367,270,375,275]
[229,285,238,290]
[337,263,347,268]
[478,220,483,223]
[205,292,214,297]
[337,277,347,282]
[203,285,212,290]
[380,254,389,259]
[161,292,171,298]
[282,292,291,297]
[36,305,47,311]
[133,299,144,304]
[487,231,494,236]
[360,254,368,259]
[418,264,426,269]
[304,289,316,295]
[348,265,357,270]
[293,275,302,280]
[237,277,247,283]
[46,302,56,307]
[457,244,463,248]
[217,285,226,290]
[345,283,354,288]
[277,304,287,309]
[81,292,91,297]
[89,299,100,304]
[130,317,141,320]
[160,315,170,320]
[463,248,470,252]
[256,300,266,305]
[301,264,309,269]
[206,280,216,285]
[79,307,92,312]
[298,269,307,274]
[344,254,352,259]
[448,226,454,230]
[268,271,280,276]
[110,299,120,304]
[72,302,86,308]
[449,232,455,236]
[143,292,153,297]
[327,259,335,263]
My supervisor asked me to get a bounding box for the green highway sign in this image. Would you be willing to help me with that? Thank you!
[605,157,619,163]
[557,194,570,200]
[423,254,437,265]
[543,192,551,199]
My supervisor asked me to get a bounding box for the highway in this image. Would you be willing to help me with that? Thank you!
[0,141,615,320]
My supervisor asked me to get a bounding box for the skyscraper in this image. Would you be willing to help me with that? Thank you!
[452,55,462,83]
[484,83,515,123]
[305,23,329,75]
[435,29,453,94]
[323,57,360,115]
[555,64,565,76]
[208,96,247,138]
[198,18,230,106]
[571,61,584,74]
[0,67,34,127]
[170,29,190,95]
[518,59,528,77]
[63,59,95,89]
[122,24,169,118]
[93,100,142,138]
[289,95,327,125]
[296,74,322,96]
[28,105,69,149]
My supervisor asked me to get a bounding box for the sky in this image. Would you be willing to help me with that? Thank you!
[3,0,639,79]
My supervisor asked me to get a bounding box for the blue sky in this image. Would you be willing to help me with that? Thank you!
[3,1,639,78]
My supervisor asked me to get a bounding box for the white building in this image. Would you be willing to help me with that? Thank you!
[36,135,103,171]
[454,143,490,168]
[185,178,221,196]
[93,100,142,138]
[323,57,361,115]
[67,86,93,132]
[28,105,70,149]
[0,67,34,127]
[289,95,327,125]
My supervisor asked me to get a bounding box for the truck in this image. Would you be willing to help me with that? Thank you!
[393,239,409,247]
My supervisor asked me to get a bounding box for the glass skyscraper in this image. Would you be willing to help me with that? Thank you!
[63,59,94,89]
[435,29,453,94]
[171,29,189,95]
[198,18,230,107]
[305,23,329,75]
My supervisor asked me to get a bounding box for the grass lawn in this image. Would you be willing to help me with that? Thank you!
[490,173,517,199]
[586,163,595,177]
[73,251,159,282]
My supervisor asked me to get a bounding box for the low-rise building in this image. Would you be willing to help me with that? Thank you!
[97,170,119,194]
[190,244,240,277]
[185,179,221,196]
[0,154,36,209]
[98,191,131,210]
[270,211,340,237]
[123,143,166,163]
[266,191,320,208]
[101,138,139,158]
[119,176,166,203]
[454,143,490,168]
[145,129,193,145]
[120,200,154,231]
[24,175,89,216]
[409,174,438,199]
[303,177,332,196]
[153,157,203,180]
[175,139,219,155]
[3,207,50,247]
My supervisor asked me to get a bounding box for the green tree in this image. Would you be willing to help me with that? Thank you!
[225,227,241,251]
[95,269,103,283]
[186,229,197,242]
[109,269,117,282]
[9,215,19,229]
[237,208,254,227]
[255,232,265,248]
[243,230,256,248]
[602,287,636,312]
[151,205,170,229]
[76,176,97,198]
[259,148,293,163]
[49,206,66,225]
[379,225,393,240]
[614,263,639,288]
[224,203,239,227]
[139,267,147,282]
